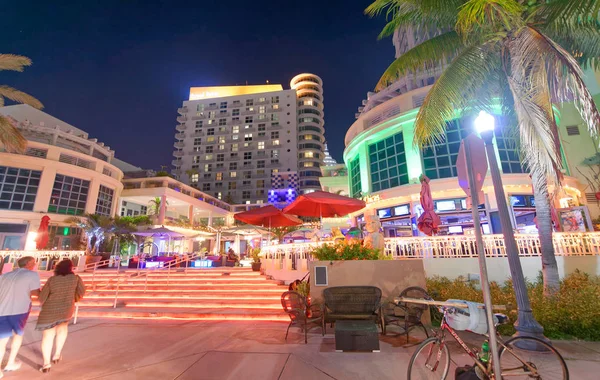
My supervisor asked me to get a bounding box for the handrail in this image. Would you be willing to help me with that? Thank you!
[112,253,203,308]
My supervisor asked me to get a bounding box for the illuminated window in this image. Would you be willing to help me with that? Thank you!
[232,126,239,133]
[272,169,279,174]
[216,172,223,180]
[205,154,213,160]
[259,106,266,114]
[272,140,280,146]
[207,119,214,125]
[231,143,238,152]
[229,182,237,190]
[191,173,199,183]
[303,162,314,167]
[257,180,265,188]
[204,164,212,172]
[218,144,225,151]
[246,106,254,112]
[303,152,314,158]
[48,173,88,215]
[232,134,239,141]
[197,104,205,112]
[244,133,253,142]
[258,141,265,150]
[193,156,201,164]
[271,114,279,121]
[230,172,237,178]
[368,132,408,192]
[350,157,361,197]
[271,149,279,158]
[258,97,266,102]
[217,192,222,200]
[207,136,215,143]
[193,146,201,152]
[219,136,226,144]
[273,104,279,110]
[208,111,216,118]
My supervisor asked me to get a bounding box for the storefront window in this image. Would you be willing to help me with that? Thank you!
[422,119,468,180]
[368,132,409,192]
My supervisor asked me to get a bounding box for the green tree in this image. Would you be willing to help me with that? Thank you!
[148,196,168,215]
[366,0,600,295]
[0,54,43,152]
[66,214,113,255]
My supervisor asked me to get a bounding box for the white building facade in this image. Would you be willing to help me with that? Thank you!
[172,84,299,204]
[0,105,124,250]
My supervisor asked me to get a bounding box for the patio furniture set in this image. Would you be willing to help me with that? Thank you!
[280,285,432,351]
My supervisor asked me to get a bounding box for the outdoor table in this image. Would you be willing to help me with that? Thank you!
[335,320,380,352]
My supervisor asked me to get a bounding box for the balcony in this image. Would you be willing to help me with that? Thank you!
[177,115,188,123]
[176,124,187,132]
[215,129,229,136]
[173,151,184,158]
[175,132,186,140]
[242,163,254,169]
[177,106,188,115]
[191,131,204,137]
[191,114,206,121]
[269,124,283,130]
[171,160,182,167]
[240,144,255,151]
[256,151,267,158]
[173,141,185,149]
[241,110,257,115]
[199,157,215,163]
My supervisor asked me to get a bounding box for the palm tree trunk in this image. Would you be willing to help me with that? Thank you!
[532,171,560,296]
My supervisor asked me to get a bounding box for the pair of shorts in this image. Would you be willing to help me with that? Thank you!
[0,312,30,338]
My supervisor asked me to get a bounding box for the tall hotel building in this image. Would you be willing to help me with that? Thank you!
[172,74,325,204]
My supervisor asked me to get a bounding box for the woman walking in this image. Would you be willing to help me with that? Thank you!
[36,259,85,373]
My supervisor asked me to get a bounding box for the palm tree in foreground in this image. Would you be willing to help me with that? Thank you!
[0,54,43,152]
[366,0,600,295]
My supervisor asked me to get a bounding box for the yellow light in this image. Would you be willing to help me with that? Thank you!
[189,84,284,101]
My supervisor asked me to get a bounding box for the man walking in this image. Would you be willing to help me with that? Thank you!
[0,256,40,378]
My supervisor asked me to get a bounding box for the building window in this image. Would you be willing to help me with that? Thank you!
[271,96,279,103]
[257,180,265,188]
[273,104,280,110]
[368,132,409,192]
[257,161,265,168]
[230,152,238,159]
[246,99,254,106]
[217,192,222,199]
[194,138,202,145]
[271,149,279,158]
[349,157,361,198]
[232,109,240,116]
[207,128,214,136]
[422,119,476,179]
[203,173,211,179]
[95,185,114,216]
[216,172,223,181]
[208,110,216,118]
[217,153,225,162]
[203,183,211,191]
[207,136,215,143]
[191,173,199,183]
[243,152,252,160]
[218,144,225,151]
[232,143,238,152]
[218,136,226,144]
[220,101,227,109]
[244,133,253,142]
[242,180,251,187]
[245,116,253,124]
[48,174,90,215]
[0,166,41,211]
[259,106,266,114]
[229,182,237,190]
[197,104,205,112]
[271,114,279,121]
[205,154,213,160]
[204,164,212,172]
[258,141,265,150]
[219,118,226,126]
[193,156,201,164]
[271,131,279,139]
[195,120,203,128]
[232,126,239,134]
[495,125,525,174]
[230,162,237,170]
[272,140,280,146]
[242,190,251,199]
[206,146,213,153]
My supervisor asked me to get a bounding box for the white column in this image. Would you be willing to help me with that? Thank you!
[85,179,100,215]
[208,212,213,227]
[158,195,167,225]
[34,167,56,212]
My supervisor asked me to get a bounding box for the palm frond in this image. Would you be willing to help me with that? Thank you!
[413,42,500,147]
[375,31,463,90]
[540,20,600,70]
[0,54,32,72]
[0,85,43,109]
[536,0,600,27]
[0,115,27,153]
[456,0,524,36]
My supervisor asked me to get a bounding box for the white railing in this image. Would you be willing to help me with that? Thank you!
[1,251,85,271]
[260,233,600,270]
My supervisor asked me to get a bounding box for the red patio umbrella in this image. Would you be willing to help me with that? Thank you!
[35,215,51,250]
[282,191,366,218]
[417,175,441,236]
[234,205,302,228]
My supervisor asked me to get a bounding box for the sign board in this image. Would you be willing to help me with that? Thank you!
[456,134,488,206]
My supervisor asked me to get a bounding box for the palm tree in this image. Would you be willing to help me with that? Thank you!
[0,54,43,153]
[271,226,301,243]
[366,0,600,295]
[66,214,113,255]
[148,197,168,216]
[185,168,198,182]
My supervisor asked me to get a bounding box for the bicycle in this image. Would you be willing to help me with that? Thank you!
[407,305,569,379]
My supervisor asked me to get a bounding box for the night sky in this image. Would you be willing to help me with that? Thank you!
[2,1,393,168]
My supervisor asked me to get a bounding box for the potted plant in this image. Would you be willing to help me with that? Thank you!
[250,247,262,272]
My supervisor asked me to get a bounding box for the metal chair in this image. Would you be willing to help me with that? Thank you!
[281,291,323,344]
[380,286,432,339]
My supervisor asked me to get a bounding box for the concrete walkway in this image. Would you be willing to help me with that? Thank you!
[2,318,599,379]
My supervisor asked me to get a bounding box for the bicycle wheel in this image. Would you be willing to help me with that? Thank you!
[499,336,569,380]
[407,337,450,380]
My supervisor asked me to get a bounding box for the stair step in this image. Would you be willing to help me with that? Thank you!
[29,307,289,322]
[86,294,282,300]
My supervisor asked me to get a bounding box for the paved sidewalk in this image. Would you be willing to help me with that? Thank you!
[1,318,599,379]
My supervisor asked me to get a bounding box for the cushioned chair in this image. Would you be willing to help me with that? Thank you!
[281,291,323,344]
[380,286,432,339]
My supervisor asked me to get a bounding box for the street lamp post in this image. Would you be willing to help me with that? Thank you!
[474,111,545,339]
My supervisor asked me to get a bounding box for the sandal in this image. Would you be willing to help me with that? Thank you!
[3,361,22,371]
[52,355,63,364]
[39,364,51,373]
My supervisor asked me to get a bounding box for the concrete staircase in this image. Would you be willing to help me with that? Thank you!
[36,268,289,322]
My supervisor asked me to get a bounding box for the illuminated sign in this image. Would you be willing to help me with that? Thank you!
[361,194,381,204]
[189,84,284,101]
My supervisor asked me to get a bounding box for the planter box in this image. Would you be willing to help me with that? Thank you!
[309,259,427,304]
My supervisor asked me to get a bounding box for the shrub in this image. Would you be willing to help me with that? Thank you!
[426,271,600,340]
[310,241,388,261]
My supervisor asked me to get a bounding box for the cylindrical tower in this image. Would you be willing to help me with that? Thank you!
[290,73,324,194]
